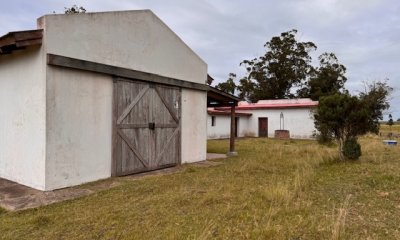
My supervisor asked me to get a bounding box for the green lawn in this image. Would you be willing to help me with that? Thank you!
[0,134,399,239]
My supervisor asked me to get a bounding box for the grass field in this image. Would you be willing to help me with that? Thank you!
[380,123,400,137]
[0,129,399,239]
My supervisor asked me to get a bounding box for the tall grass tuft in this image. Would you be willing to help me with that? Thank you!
[331,194,351,240]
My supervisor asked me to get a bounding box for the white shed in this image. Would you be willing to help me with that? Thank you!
[208,98,318,139]
[0,10,212,191]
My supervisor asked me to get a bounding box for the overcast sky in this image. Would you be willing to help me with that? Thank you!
[1,0,399,118]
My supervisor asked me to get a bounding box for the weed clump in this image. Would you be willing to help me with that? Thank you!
[343,138,361,160]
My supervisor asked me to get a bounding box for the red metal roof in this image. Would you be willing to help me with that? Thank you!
[234,102,318,110]
[215,99,318,111]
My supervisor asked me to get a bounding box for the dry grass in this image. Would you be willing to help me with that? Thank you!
[0,130,399,239]
[331,194,351,240]
[380,123,400,138]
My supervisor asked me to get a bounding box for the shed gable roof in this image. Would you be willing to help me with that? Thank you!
[1,10,207,85]
[39,10,207,84]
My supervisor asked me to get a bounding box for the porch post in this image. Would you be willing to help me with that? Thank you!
[227,103,238,156]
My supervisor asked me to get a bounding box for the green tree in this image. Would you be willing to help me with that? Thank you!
[215,73,237,94]
[298,52,347,100]
[314,81,392,160]
[359,80,393,134]
[238,29,317,101]
[314,94,365,159]
[388,114,394,127]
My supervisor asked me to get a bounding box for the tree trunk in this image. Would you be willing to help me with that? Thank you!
[338,138,345,160]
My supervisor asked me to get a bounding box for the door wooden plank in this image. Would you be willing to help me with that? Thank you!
[148,88,156,168]
[258,117,268,137]
[116,163,178,177]
[116,85,149,124]
[154,123,179,128]
[118,123,148,129]
[111,79,119,177]
[116,82,124,175]
[153,86,181,167]
[118,126,149,168]
[154,127,180,165]
[155,86,179,123]
[122,128,149,172]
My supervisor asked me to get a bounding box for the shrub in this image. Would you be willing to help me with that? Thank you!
[343,138,361,160]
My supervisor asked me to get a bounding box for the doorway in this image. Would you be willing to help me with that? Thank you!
[112,80,181,176]
[258,117,268,137]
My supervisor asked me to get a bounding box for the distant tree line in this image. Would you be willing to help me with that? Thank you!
[212,29,392,160]
[211,29,347,101]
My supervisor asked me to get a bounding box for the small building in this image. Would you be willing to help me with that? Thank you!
[208,98,318,139]
[0,10,238,191]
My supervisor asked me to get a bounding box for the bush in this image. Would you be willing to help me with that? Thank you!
[343,138,361,160]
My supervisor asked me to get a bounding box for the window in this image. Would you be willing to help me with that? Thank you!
[211,116,216,126]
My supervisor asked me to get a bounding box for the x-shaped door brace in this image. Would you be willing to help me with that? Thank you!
[116,84,180,168]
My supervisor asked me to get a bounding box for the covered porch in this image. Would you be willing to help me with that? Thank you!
[206,85,241,156]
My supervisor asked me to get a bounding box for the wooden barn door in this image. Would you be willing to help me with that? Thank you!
[113,80,181,176]
[258,117,268,137]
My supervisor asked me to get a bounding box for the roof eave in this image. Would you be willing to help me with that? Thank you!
[207,111,252,117]
[0,29,43,55]
[207,86,241,107]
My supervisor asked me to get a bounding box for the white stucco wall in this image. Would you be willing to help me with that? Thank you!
[207,115,252,139]
[238,116,253,137]
[208,108,316,140]
[181,89,207,163]
[247,108,315,139]
[207,115,231,139]
[0,47,47,190]
[45,67,113,190]
[242,108,316,139]
[38,10,207,85]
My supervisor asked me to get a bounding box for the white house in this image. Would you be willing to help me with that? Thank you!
[208,98,318,139]
[0,10,228,191]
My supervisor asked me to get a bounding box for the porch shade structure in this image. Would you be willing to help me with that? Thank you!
[207,84,240,156]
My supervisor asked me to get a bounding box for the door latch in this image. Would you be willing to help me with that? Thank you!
[149,122,155,130]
